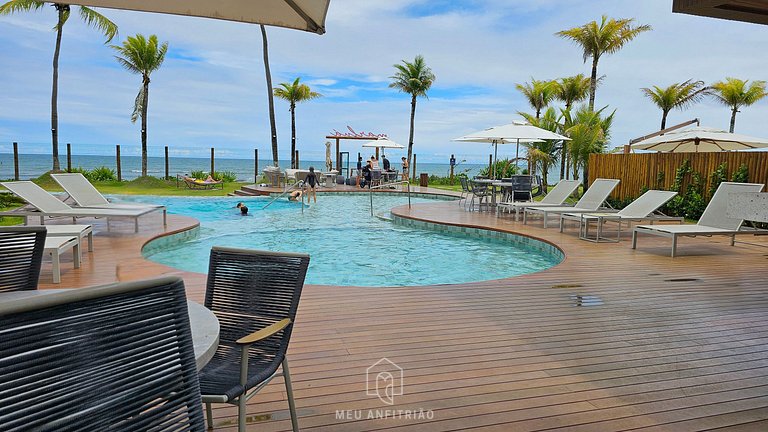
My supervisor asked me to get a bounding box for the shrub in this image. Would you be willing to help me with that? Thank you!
[212,171,237,182]
[708,162,728,198]
[477,158,520,179]
[190,170,207,180]
[86,166,117,182]
[731,163,749,183]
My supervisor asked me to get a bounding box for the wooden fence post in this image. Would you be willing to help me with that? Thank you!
[295,150,299,169]
[116,145,122,182]
[164,146,169,180]
[12,142,19,181]
[489,154,493,178]
[210,148,215,175]
[66,143,72,172]
[412,153,417,180]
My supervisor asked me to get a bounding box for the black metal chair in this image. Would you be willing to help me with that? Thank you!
[513,175,534,202]
[469,180,491,211]
[459,176,470,205]
[198,247,310,432]
[0,276,205,431]
[0,226,46,292]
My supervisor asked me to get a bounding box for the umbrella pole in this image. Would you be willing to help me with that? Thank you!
[493,142,498,179]
[515,139,520,173]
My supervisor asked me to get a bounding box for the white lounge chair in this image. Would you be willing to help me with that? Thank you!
[560,190,681,242]
[1,181,164,233]
[51,173,166,215]
[632,182,766,257]
[497,179,580,220]
[524,178,620,228]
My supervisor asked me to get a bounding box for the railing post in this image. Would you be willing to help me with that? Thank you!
[116,145,122,182]
[408,181,411,209]
[12,142,20,180]
[164,146,169,180]
[370,183,374,217]
[66,143,72,172]
[254,149,259,183]
[210,147,215,175]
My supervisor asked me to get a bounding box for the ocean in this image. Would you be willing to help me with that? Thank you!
[0,153,498,182]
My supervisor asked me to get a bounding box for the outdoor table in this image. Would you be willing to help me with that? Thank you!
[0,289,220,371]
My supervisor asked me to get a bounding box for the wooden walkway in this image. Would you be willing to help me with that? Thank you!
[36,197,768,431]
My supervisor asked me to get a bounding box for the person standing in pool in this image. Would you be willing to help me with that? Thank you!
[305,166,318,203]
[236,202,248,215]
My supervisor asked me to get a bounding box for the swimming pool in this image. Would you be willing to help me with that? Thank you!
[120,193,562,287]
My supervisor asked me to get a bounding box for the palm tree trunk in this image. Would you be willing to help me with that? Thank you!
[588,57,598,111]
[50,7,65,172]
[660,111,668,130]
[141,76,149,177]
[407,94,416,171]
[261,25,278,167]
[729,107,737,133]
[559,142,566,180]
[542,166,548,194]
[290,104,296,169]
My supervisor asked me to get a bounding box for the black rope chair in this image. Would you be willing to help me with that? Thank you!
[0,226,46,292]
[199,247,310,432]
[0,276,205,431]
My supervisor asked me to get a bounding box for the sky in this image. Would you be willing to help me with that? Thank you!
[1,0,767,163]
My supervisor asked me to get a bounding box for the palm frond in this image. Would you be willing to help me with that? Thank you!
[78,6,117,43]
[0,0,46,16]
[131,85,145,123]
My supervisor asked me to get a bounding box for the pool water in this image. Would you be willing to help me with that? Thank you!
[118,194,561,287]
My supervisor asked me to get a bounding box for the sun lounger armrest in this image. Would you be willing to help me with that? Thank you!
[235,318,292,345]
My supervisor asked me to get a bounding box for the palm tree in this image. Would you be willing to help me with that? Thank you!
[563,106,615,190]
[111,34,168,177]
[641,79,708,130]
[556,16,651,111]
[554,74,591,179]
[516,79,558,119]
[260,25,279,167]
[519,108,562,193]
[0,1,117,172]
[274,78,322,169]
[709,77,767,132]
[389,55,435,171]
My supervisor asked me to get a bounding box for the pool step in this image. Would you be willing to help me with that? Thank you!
[231,185,272,197]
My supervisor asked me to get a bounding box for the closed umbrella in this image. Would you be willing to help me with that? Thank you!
[630,126,768,152]
[325,141,333,172]
[454,122,569,178]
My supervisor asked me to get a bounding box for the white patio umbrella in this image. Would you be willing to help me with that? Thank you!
[56,0,330,33]
[361,137,406,150]
[454,122,570,178]
[630,126,768,152]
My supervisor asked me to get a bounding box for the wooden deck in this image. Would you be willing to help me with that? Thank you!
[35,196,768,431]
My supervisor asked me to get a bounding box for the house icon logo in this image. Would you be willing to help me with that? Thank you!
[366,358,403,405]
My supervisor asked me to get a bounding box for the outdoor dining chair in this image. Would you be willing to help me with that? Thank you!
[0,276,205,431]
[459,176,470,205]
[468,180,492,211]
[0,226,46,292]
[198,247,310,432]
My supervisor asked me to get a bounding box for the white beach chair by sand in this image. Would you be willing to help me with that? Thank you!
[1,181,163,233]
[524,178,620,228]
[560,190,681,242]
[497,179,580,220]
[51,173,166,219]
[632,182,766,257]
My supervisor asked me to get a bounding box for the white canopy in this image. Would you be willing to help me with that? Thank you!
[361,137,405,149]
[56,0,330,34]
[630,126,768,152]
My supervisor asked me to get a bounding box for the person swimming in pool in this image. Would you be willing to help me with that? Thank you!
[288,190,303,201]
[236,202,248,215]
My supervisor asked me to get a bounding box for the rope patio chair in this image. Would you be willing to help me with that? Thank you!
[0,276,205,431]
[0,226,46,292]
[459,176,470,206]
[468,180,491,212]
[198,247,310,432]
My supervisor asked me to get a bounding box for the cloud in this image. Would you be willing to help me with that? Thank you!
[0,0,766,163]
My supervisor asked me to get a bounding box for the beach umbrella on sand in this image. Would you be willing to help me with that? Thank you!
[454,122,569,178]
[630,126,768,152]
[54,0,330,33]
